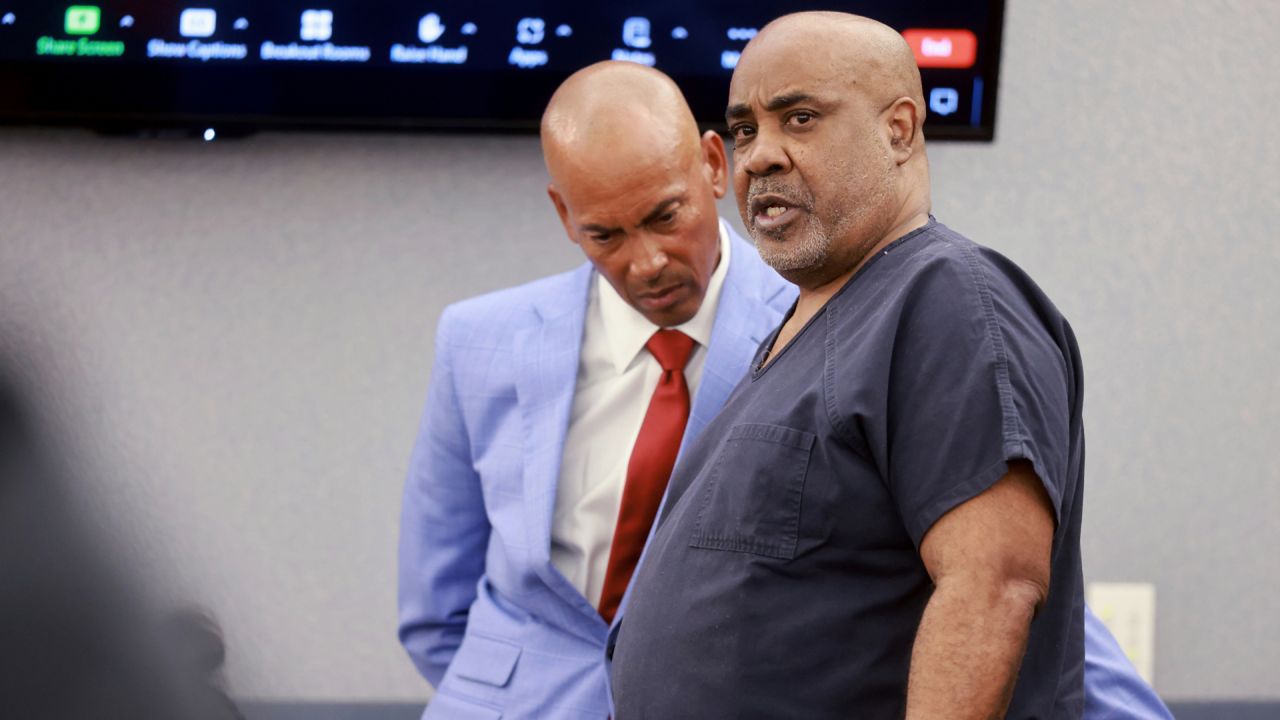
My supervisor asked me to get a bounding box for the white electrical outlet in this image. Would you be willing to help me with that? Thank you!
[1086,582,1156,685]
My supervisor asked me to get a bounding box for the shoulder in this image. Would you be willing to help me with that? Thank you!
[821,222,1079,398]
[437,263,592,349]
[892,222,992,294]
[854,221,1061,331]
[854,222,1076,395]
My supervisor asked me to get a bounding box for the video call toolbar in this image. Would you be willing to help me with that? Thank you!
[9,5,982,72]
[0,2,1003,139]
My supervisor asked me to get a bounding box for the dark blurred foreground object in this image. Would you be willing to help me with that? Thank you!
[0,373,242,719]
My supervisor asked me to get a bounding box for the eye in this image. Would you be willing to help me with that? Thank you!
[588,232,612,244]
[729,124,756,143]
[655,211,677,226]
[786,111,816,127]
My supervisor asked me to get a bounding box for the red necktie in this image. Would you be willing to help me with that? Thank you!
[597,329,696,624]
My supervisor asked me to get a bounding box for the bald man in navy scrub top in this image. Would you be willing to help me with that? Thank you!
[611,13,1168,720]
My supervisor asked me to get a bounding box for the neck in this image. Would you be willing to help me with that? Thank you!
[793,206,930,312]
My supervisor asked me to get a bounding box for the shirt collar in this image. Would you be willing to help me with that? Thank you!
[595,220,732,375]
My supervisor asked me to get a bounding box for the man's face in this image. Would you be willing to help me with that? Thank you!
[726,45,897,284]
[549,133,727,327]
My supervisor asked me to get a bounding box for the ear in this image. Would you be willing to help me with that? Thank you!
[885,97,923,165]
[699,130,730,199]
[547,183,578,244]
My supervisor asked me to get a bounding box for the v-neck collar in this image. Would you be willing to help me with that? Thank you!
[751,218,937,380]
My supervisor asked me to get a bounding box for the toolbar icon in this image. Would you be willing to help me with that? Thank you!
[461,22,477,36]
[418,13,444,43]
[516,17,544,45]
[555,24,572,38]
[233,17,249,30]
[65,5,100,35]
[300,9,332,41]
[180,8,216,38]
[902,29,977,69]
[929,87,960,116]
[119,14,134,27]
[671,26,688,40]
[1,13,15,25]
[622,17,651,49]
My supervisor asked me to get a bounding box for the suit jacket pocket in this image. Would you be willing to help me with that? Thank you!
[451,634,521,687]
[690,423,815,560]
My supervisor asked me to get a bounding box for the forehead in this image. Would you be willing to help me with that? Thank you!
[728,34,854,110]
[563,149,693,223]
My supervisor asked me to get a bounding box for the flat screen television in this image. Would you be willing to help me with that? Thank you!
[0,1,1004,140]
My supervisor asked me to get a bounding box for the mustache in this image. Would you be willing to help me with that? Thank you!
[745,179,814,211]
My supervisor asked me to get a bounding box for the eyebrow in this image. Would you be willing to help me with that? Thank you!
[579,221,616,236]
[639,196,684,226]
[726,92,819,122]
[578,195,685,236]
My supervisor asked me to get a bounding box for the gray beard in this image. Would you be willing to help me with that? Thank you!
[751,223,834,273]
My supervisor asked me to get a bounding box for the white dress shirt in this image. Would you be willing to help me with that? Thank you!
[551,223,732,607]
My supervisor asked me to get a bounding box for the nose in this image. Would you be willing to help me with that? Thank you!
[629,232,669,282]
[740,127,792,178]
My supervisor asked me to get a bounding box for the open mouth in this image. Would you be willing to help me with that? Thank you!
[749,193,804,232]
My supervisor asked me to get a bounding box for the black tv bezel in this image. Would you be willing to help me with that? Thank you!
[0,0,1005,141]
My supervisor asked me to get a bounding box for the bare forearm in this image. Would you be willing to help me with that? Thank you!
[904,578,1042,720]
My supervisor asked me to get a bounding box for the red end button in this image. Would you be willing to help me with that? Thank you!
[902,28,978,69]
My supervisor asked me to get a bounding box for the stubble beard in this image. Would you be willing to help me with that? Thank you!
[748,146,896,286]
[753,214,834,275]
[745,181,830,274]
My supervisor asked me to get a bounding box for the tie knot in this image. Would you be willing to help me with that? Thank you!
[646,329,696,372]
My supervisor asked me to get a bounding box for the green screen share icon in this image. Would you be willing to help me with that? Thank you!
[65,5,100,35]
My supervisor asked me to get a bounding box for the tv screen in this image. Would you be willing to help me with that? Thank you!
[0,1,1004,140]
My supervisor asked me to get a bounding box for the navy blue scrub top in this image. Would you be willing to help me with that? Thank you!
[611,219,1086,719]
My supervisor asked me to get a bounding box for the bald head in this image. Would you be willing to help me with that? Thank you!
[541,61,702,187]
[726,12,932,291]
[540,62,730,328]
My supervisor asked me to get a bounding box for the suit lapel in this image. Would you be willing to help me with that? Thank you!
[513,264,608,625]
[680,230,782,455]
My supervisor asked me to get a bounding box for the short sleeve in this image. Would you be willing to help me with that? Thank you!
[884,250,1074,549]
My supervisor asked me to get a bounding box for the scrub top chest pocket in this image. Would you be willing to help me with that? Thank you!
[690,423,815,560]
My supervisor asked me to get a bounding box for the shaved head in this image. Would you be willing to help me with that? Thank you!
[542,61,702,186]
[541,62,730,327]
[727,12,932,291]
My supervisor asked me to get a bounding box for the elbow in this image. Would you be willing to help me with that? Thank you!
[1002,574,1050,618]
[932,568,1050,621]
[399,621,454,687]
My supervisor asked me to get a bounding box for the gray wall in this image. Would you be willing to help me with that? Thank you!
[1,0,1277,704]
